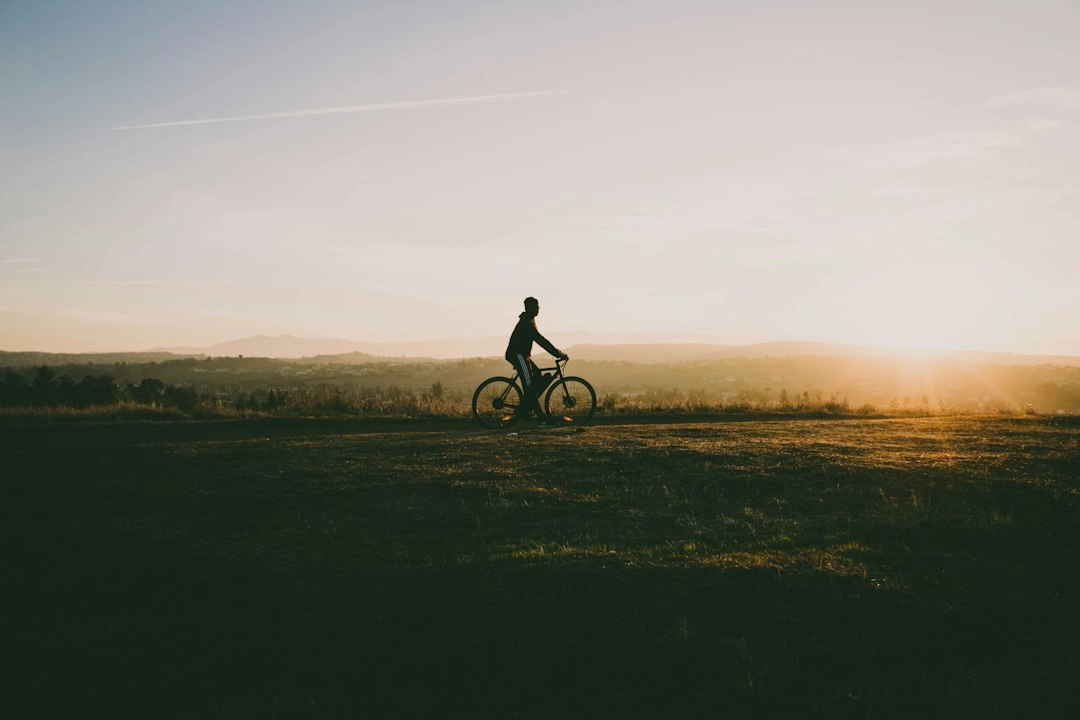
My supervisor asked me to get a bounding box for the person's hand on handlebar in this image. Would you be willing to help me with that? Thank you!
[557,351,569,361]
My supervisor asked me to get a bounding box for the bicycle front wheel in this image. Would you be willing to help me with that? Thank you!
[545,377,596,426]
[472,377,523,429]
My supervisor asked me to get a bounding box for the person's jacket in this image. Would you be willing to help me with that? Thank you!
[505,312,561,361]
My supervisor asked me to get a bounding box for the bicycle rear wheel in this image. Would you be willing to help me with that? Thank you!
[545,377,596,426]
[472,377,523,429]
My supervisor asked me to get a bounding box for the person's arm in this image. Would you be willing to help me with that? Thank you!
[531,322,566,358]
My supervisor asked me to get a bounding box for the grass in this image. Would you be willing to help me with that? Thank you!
[0,393,1021,422]
[2,415,1079,718]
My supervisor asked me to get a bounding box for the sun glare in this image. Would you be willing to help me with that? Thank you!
[856,292,976,352]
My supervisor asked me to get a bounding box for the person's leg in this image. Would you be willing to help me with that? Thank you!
[526,359,548,418]
[510,354,544,418]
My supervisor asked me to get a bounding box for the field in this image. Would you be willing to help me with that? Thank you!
[3,415,1079,718]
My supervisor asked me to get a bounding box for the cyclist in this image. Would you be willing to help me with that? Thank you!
[505,296,568,423]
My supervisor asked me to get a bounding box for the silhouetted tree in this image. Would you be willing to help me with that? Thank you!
[72,375,119,407]
[130,378,166,405]
[0,371,28,406]
[164,384,197,412]
[32,366,58,405]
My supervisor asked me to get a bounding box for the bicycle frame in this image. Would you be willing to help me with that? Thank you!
[501,357,568,406]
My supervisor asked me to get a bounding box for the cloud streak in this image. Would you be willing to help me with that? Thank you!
[57,281,243,286]
[113,90,572,130]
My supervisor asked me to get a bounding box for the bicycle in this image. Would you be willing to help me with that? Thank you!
[472,357,597,429]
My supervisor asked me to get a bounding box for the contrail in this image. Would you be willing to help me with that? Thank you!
[114,90,572,130]
[59,280,243,286]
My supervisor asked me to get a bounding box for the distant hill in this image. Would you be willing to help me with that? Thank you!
[152,335,880,362]
[0,350,199,366]
[7,333,1079,368]
[563,342,867,363]
[152,331,742,360]
[154,334,504,359]
[564,341,1080,366]
[157,335,374,358]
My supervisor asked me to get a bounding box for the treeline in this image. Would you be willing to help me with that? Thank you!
[4,361,1080,417]
[6,353,1080,413]
[0,366,466,417]
[1,367,197,411]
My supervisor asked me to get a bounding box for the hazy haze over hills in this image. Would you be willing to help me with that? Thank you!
[6,335,1080,414]
[139,334,1080,367]
[152,332,734,360]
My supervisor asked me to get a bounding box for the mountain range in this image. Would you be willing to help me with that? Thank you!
[148,334,1080,367]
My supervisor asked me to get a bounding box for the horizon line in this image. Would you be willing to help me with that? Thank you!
[3,339,1079,361]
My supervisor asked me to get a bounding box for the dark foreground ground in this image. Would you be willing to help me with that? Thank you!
[2,415,1079,718]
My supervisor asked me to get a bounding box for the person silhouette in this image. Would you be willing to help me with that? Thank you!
[505,296,567,425]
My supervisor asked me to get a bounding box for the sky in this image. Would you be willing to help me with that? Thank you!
[3,0,1080,356]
